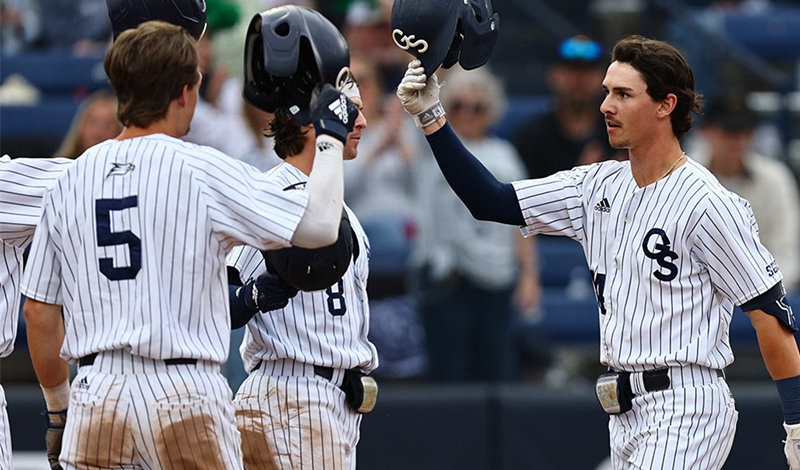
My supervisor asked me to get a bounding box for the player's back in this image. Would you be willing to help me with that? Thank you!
[35,134,307,363]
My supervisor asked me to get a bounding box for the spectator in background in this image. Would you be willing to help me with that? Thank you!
[695,94,800,292]
[53,89,122,158]
[512,35,622,178]
[343,0,408,89]
[414,66,540,383]
[343,54,422,270]
[184,0,250,157]
[234,103,283,171]
[0,0,40,54]
[35,0,111,56]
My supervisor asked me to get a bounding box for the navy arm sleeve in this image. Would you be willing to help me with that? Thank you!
[228,267,258,330]
[425,123,525,226]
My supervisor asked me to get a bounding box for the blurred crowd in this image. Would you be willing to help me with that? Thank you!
[2,0,800,386]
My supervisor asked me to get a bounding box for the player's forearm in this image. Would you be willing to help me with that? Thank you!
[23,298,69,388]
[425,123,524,225]
[292,135,344,248]
[747,309,800,379]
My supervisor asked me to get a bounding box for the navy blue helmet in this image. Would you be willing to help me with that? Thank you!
[243,5,350,125]
[391,0,499,76]
[106,0,207,40]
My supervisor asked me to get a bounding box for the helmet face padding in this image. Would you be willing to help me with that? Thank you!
[243,6,350,124]
[391,0,499,76]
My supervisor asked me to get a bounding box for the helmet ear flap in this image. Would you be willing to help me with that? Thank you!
[458,0,499,70]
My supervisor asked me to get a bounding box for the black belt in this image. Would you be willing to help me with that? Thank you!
[251,360,333,381]
[620,368,724,394]
[79,353,197,367]
[635,368,671,392]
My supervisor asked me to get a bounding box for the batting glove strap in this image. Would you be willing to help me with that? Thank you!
[45,409,67,428]
[411,101,446,128]
[785,422,800,469]
[235,282,259,312]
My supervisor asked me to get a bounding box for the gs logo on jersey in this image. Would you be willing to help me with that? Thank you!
[642,228,678,282]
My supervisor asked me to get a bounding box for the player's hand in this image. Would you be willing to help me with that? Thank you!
[396,59,444,127]
[251,271,299,312]
[784,422,800,469]
[45,409,67,469]
[310,83,359,144]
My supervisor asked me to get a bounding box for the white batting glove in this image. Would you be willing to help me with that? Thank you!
[784,422,800,469]
[396,59,445,128]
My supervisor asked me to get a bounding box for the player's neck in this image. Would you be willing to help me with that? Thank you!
[116,121,185,141]
[284,139,316,176]
[629,141,685,187]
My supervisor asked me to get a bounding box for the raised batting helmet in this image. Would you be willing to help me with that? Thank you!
[391,0,499,77]
[106,0,207,40]
[243,5,350,125]
[263,209,355,292]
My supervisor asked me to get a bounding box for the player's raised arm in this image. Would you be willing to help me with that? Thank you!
[396,61,524,226]
[290,84,358,247]
[391,0,523,226]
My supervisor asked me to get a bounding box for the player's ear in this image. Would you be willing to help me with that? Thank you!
[657,93,678,118]
[176,84,195,107]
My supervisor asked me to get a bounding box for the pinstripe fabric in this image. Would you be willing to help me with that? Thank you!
[235,360,361,470]
[609,378,737,469]
[0,386,10,468]
[513,158,778,371]
[61,350,242,469]
[228,162,377,374]
[227,162,376,469]
[0,155,71,468]
[20,135,309,363]
[0,156,71,358]
[512,157,777,468]
[18,135,312,469]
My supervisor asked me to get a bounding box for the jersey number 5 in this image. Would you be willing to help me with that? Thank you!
[96,197,141,281]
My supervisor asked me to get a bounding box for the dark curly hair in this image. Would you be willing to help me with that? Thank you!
[265,108,311,159]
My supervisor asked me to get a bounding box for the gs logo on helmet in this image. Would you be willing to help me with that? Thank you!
[390,0,500,77]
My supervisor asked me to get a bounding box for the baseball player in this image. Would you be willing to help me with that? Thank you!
[0,155,73,468]
[395,34,800,469]
[21,21,357,470]
[226,6,378,470]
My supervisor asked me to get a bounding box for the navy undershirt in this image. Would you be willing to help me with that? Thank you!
[425,123,525,226]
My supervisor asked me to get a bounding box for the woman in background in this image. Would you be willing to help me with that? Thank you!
[53,89,122,158]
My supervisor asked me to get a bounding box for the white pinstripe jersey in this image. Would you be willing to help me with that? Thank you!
[0,156,72,357]
[227,162,378,374]
[513,157,781,371]
[20,134,309,364]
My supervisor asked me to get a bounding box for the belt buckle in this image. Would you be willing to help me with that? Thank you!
[596,372,623,414]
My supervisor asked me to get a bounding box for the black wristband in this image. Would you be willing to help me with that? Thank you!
[236,281,259,312]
